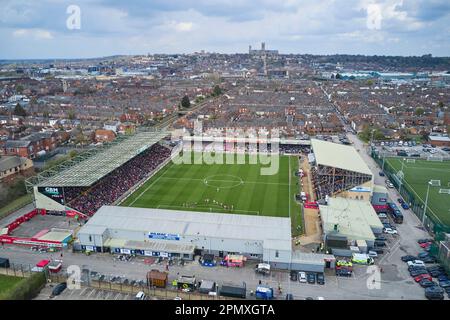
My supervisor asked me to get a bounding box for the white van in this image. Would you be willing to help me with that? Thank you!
[135,291,146,300]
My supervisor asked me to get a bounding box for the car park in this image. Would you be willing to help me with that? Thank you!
[298,272,307,283]
[306,273,316,284]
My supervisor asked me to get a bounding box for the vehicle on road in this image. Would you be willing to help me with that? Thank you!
[418,239,433,244]
[135,291,146,300]
[401,203,410,210]
[379,171,385,176]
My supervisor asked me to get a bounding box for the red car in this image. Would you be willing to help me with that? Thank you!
[414,274,432,282]
[419,242,432,248]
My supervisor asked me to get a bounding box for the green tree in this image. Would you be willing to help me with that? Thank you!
[367,80,374,86]
[180,95,191,109]
[13,103,27,117]
[67,110,76,120]
[212,85,222,97]
[335,73,342,79]
[15,84,24,94]
[415,107,425,116]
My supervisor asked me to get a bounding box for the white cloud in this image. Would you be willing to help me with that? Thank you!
[173,21,194,32]
[13,28,53,39]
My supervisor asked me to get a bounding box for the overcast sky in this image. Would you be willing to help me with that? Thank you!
[1,0,449,59]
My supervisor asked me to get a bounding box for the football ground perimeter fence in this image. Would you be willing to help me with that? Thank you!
[371,150,450,273]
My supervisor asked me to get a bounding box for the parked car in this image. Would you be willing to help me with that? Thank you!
[414,274,432,282]
[425,286,444,300]
[401,203,410,210]
[372,248,384,254]
[306,273,316,284]
[419,242,432,248]
[135,291,146,300]
[417,252,429,259]
[407,260,425,267]
[410,269,429,277]
[368,251,378,258]
[401,255,417,262]
[418,238,433,244]
[437,274,449,282]
[419,279,437,288]
[316,273,325,285]
[290,270,298,281]
[422,256,437,264]
[285,294,294,300]
[298,272,307,283]
[408,265,427,272]
[375,236,387,241]
[379,171,385,177]
[383,228,398,234]
[374,240,387,247]
[439,280,450,288]
[336,268,352,277]
[51,282,67,296]
[377,213,388,219]
[430,270,445,278]
[397,198,404,204]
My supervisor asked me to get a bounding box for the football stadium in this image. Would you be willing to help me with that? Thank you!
[383,158,450,227]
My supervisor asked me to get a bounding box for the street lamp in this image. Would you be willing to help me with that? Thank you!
[422,181,432,225]
[398,158,406,194]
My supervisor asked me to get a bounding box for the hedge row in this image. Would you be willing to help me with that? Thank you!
[0,272,46,300]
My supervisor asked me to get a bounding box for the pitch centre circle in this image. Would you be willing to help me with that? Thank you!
[203,174,244,189]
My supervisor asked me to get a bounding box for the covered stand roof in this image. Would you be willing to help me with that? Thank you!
[35,130,168,187]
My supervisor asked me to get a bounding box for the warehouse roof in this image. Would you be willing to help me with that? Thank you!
[36,130,168,187]
[78,206,292,243]
[319,198,383,241]
[311,139,372,175]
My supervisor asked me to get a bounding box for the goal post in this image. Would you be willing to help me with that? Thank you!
[439,189,450,195]
[427,156,444,162]
[430,180,441,187]
[406,159,415,163]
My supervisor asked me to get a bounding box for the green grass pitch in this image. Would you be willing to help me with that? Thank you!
[0,274,23,295]
[121,152,303,235]
[384,158,450,226]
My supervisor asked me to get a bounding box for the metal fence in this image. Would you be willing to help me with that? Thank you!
[47,273,236,300]
[371,150,450,273]
[0,262,35,278]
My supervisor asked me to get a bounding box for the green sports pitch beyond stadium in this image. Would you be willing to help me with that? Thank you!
[384,158,450,226]
[121,152,303,235]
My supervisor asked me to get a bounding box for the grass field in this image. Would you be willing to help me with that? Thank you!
[0,274,23,295]
[384,158,450,226]
[121,152,303,235]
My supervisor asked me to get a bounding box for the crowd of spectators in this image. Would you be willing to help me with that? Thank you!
[65,143,171,215]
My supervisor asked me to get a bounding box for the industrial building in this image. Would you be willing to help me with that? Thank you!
[76,206,293,268]
[319,197,383,249]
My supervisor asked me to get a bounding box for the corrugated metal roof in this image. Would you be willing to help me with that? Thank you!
[311,139,372,175]
[79,206,291,242]
[319,198,382,241]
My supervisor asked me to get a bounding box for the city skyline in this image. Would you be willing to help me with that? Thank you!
[1,0,450,59]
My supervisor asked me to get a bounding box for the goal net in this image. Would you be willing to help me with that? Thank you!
[439,189,450,195]
[406,159,416,163]
[430,180,441,187]
[427,156,444,162]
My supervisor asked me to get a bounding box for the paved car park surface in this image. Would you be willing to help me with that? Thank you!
[34,284,137,300]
